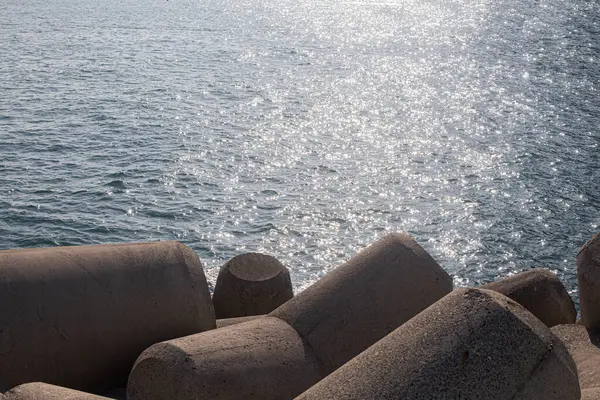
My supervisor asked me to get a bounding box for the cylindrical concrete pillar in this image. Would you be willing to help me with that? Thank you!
[127,316,323,400]
[0,241,215,392]
[296,288,580,400]
[579,233,600,332]
[212,253,293,318]
[3,382,112,399]
[271,232,453,373]
[480,268,576,327]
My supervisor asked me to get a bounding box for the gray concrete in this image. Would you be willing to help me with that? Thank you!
[3,383,112,399]
[296,288,580,400]
[213,253,293,318]
[579,233,600,332]
[552,324,600,390]
[0,241,215,392]
[480,268,576,327]
[271,232,453,373]
[216,315,264,328]
[127,316,323,400]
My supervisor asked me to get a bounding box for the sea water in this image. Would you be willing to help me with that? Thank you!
[1,0,599,298]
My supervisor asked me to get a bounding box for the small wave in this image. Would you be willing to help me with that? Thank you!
[146,210,176,219]
[107,172,127,179]
[106,180,127,189]
[257,204,280,210]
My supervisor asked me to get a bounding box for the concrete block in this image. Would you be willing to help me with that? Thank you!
[3,382,112,399]
[296,288,580,400]
[579,233,600,332]
[0,241,215,392]
[480,268,576,327]
[213,253,293,318]
[552,324,600,390]
[127,316,322,400]
[271,232,453,373]
[216,315,264,328]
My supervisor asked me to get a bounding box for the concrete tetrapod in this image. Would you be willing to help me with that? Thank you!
[212,253,293,318]
[3,382,112,399]
[296,288,580,400]
[127,232,452,399]
[271,232,453,372]
[480,268,576,327]
[127,316,322,400]
[0,241,215,393]
[579,233,600,332]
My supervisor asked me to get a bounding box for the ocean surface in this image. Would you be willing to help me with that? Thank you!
[1,0,599,299]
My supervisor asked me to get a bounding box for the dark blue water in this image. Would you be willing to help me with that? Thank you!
[1,0,599,298]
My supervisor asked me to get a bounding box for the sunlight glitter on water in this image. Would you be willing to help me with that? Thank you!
[1,0,599,300]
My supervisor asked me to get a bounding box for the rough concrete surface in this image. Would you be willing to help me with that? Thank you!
[271,232,453,373]
[3,382,112,399]
[552,324,600,390]
[216,315,264,328]
[127,316,323,400]
[213,253,293,318]
[481,268,576,327]
[578,233,600,332]
[296,288,580,400]
[583,388,600,400]
[0,241,215,392]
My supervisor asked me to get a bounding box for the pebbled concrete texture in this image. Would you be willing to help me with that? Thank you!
[0,241,215,392]
[213,253,293,318]
[578,233,600,332]
[296,288,580,400]
[583,388,600,400]
[3,382,112,399]
[552,323,600,391]
[271,232,453,373]
[127,316,323,400]
[216,315,264,329]
[480,268,576,327]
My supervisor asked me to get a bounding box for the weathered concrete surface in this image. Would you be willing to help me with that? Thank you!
[579,233,600,332]
[296,288,580,400]
[3,382,112,399]
[216,315,264,328]
[213,253,293,318]
[271,232,453,373]
[480,268,576,327]
[583,388,600,400]
[0,241,215,392]
[552,324,600,390]
[127,316,323,400]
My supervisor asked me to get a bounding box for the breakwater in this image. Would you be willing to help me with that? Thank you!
[1,231,600,399]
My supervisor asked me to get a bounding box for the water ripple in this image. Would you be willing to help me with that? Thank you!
[1,0,599,303]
